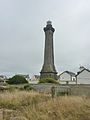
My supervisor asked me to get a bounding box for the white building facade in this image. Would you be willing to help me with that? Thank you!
[30,75,39,84]
[76,69,90,84]
[58,71,76,84]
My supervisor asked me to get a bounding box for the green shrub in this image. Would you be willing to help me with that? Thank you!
[24,84,34,91]
[7,75,28,84]
[39,78,59,84]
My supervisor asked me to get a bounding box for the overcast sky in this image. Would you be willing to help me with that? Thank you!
[0,0,90,77]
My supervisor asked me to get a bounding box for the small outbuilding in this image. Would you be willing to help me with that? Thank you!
[58,71,76,84]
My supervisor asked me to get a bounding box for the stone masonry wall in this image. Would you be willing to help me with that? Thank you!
[31,84,90,97]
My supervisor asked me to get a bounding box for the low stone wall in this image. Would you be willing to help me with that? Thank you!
[70,85,90,96]
[31,84,90,96]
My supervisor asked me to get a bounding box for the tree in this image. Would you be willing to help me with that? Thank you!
[7,75,28,84]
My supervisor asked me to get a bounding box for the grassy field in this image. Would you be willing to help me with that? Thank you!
[0,90,90,120]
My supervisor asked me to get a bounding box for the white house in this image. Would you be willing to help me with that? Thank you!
[76,68,90,84]
[30,75,40,84]
[58,71,76,84]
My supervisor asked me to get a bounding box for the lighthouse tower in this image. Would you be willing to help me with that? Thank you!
[40,21,57,79]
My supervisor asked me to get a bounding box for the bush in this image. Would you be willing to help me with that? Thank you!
[24,84,34,91]
[39,78,59,84]
[7,75,28,84]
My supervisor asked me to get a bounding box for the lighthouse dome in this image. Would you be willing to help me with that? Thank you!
[47,20,52,25]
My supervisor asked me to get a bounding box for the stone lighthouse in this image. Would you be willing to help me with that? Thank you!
[40,21,57,79]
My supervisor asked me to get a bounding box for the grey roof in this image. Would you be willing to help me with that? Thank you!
[65,71,76,76]
[59,71,76,77]
[76,68,90,76]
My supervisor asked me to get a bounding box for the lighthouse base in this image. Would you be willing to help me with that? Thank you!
[40,72,57,80]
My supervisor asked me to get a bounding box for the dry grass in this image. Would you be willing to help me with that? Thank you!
[0,90,50,109]
[0,91,90,120]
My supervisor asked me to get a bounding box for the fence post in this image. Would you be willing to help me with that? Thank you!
[51,86,55,98]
